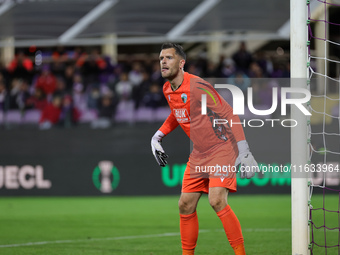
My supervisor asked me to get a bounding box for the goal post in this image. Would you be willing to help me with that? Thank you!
[290,0,309,254]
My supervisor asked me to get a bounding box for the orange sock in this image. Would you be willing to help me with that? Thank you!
[233,243,246,255]
[182,249,195,255]
[180,211,198,252]
[216,205,245,253]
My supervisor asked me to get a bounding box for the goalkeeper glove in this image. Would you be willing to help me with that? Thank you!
[235,140,259,179]
[151,130,168,167]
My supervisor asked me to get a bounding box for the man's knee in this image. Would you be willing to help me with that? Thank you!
[178,198,196,214]
[209,190,228,212]
[209,196,225,211]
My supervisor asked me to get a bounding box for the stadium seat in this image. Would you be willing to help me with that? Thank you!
[79,109,98,123]
[115,100,135,122]
[23,109,42,123]
[135,107,153,122]
[155,107,171,121]
[4,110,23,124]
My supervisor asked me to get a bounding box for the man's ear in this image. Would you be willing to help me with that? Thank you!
[179,59,185,69]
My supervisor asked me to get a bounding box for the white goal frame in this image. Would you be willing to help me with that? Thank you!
[290,0,309,254]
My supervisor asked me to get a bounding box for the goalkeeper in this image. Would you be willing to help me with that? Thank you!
[151,43,258,255]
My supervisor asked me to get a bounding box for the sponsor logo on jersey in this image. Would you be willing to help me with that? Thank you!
[181,93,188,103]
[173,108,191,123]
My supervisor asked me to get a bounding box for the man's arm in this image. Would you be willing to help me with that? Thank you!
[159,111,179,136]
[151,112,179,167]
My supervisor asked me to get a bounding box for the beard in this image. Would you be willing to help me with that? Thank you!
[161,67,178,80]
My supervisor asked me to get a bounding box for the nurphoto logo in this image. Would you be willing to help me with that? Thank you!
[201,84,311,128]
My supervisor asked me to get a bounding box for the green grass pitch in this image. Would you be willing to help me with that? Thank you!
[0,194,337,255]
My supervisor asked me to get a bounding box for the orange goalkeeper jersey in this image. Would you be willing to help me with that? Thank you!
[159,72,245,154]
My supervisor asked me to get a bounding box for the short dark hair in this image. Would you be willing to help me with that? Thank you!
[161,43,186,61]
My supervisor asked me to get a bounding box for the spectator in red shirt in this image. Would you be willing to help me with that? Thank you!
[39,96,62,130]
[35,65,57,97]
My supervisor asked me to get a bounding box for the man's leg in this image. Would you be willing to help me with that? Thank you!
[178,192,202,255]
[209,187,246,255]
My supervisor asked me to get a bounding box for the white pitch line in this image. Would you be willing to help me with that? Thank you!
[243,228,291,232]
[0,228,289,248]
[0,232,185,248]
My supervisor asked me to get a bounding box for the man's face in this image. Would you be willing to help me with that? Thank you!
[159,48,184,80]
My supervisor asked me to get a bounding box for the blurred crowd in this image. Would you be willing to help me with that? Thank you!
[0,43,290,129]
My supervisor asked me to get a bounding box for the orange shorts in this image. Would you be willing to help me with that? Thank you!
[182,145,238,194]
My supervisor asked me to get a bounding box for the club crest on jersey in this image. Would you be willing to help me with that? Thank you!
[181,93,188,103]
[168,95,171,101]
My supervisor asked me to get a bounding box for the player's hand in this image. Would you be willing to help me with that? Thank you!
[151,130,168,167]
[235,140,259,179]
